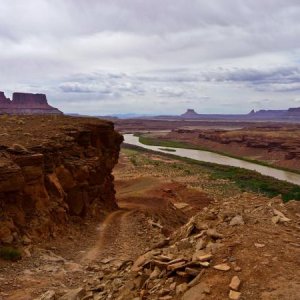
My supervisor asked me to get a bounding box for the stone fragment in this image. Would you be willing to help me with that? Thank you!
[206,241,223,254]
[185,267,200,276]
[176,271,189,278]
[182,282,210,300]
[271,215,280,224]
[229,276,241,291]
[148,219,163,229]
[199,261,210,267]
[188,270,204,287]
[0,227,13,244]
[41,253,65,263]
[64,262,83,272]
[273,208,291,223]
[229,290,241,300]
[195,253,213,262]
[170,282,176,290]
[59,287,86,300]
[176,283,188,295]
[195,238,206,250]
[213,263,231,271]
[23,248,31,258]
[149,266,161,279]
[233,265,242,272]
[229,215,245,226]
[167,261,186,271]
[206,228,223,239]
[35,290,56,300]
[132,252,153,272]
[192,250,206,261]
[254,243,265,248]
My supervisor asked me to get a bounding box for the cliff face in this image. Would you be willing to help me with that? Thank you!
[0,116,123,245]
[0,91,62,114]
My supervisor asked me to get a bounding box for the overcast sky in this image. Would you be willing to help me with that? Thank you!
[1,0,300,115]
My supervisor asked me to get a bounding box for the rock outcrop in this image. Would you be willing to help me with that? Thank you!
[287,107,300,117]
[0,91,62,115]
[0,116,123,245]
[181,109,200,119]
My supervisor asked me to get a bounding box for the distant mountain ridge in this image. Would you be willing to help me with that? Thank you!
[174,108,300,121]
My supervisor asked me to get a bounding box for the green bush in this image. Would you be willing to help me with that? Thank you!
[0,246,22,261]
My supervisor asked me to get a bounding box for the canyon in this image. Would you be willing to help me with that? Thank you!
[115,118,300,172]
[0,116,299,300]
[0,92,62,115]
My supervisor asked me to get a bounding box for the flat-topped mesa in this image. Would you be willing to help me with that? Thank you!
[181,108,200,118]
[287,107,300,116]
[12,93,49,108]
[0,91,62,114]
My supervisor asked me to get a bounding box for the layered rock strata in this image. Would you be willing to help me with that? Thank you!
[0,116,123,245]
[0,91,62,114]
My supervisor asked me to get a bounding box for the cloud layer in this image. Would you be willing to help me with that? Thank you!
[0,0,300,114]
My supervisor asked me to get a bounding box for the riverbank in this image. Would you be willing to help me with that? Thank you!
[136,133,300,175]
[164,127,300,173]
[123,143,300,202]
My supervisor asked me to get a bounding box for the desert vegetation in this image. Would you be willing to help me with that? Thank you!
[124,145,300,201]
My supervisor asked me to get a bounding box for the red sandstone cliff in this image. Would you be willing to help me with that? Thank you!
[0,116,123,245]
[0,91,62,114]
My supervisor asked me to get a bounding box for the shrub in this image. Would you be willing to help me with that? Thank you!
[0,246,22,261]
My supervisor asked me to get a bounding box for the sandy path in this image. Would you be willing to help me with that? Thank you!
[81,208,154,265]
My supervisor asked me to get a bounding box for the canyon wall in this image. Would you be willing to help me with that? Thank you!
[0,116,123,245]
[0,91,62,115]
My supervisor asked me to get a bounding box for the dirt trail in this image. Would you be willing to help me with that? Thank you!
[81,209,153,264]
[81,210,128,263]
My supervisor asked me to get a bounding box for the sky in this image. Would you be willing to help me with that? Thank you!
[0,0,300,115]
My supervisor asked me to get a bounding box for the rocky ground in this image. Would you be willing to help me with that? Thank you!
[1,147,300,300]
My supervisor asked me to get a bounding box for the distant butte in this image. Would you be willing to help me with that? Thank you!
[176,107,300,121]
[0,91,62,115]
[180,108,200,118]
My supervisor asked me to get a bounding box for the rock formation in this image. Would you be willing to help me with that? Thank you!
[159,108,300,121]
[180,109,200,119]
[0,91,62,114]
[0,116,123,245]
[287,107,300,117]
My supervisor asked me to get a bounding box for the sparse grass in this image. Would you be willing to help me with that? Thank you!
[123,144,300,202]
[0,246,22,261]
[129,155,138,166]
[159,148,176,152]
[139,135,199,149]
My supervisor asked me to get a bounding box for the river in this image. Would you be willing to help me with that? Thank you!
[123,134,300,186]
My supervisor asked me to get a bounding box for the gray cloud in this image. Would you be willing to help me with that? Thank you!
[0,0,300,114]
[200,66,300,91]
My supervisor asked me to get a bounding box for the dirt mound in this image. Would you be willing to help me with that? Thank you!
[115,176,212,235]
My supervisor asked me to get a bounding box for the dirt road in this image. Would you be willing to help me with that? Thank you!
[81,209,157,263]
